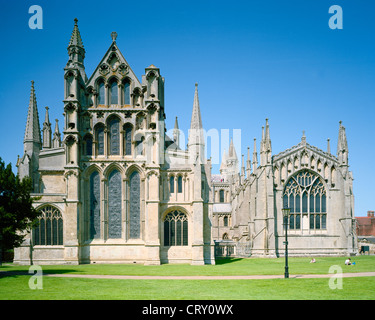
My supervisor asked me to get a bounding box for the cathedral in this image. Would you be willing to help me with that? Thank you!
[14,19,357,265]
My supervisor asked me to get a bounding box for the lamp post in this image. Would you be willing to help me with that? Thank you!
[282,207,291,278]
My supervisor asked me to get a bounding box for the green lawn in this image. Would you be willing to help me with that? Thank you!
[1,256,374,300]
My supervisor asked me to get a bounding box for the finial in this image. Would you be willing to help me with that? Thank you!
[74,18,78,25]
[111,31,118,42]
[45,106,49,111]
[31,80,34,87]
[195,83,198,87]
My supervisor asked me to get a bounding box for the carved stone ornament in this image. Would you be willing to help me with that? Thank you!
[118,63,128,76]
[99,63,110,76]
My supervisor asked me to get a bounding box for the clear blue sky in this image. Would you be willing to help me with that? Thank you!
[0,0,374,216]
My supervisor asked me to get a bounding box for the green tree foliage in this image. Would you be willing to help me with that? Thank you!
[0,157,40,264]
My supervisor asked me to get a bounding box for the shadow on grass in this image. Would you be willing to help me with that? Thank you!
[215,258,244,265]
[0,268,79,279]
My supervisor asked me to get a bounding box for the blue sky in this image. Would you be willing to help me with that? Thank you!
[0,0,374,216]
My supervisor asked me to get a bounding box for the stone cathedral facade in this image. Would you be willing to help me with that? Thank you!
[14,20,357,265]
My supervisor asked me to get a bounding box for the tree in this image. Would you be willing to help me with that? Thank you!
[0,157,40,265]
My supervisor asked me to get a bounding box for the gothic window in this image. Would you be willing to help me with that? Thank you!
[108,118,120,155]
[219,189,225,203]
[89,171,100,239]
[129,171,141,239]
[283,170,327,230]
[222,233,229,240]
[84,134,93,156]
[96,125,105,155]
[164,210,188,246]
[123,79,130,105]
[169,176,175,193]
[177,176,183,193]
[98,80,105,105]
[108,170,122,238]
[223,216,228,227]
[33,206,63,245]
[124,124,132,156]
[110,79,118,105]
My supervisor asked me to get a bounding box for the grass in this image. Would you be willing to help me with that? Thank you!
[1,256,374,300]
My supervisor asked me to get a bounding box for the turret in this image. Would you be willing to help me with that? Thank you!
[260,119,272,166]
[337,121,348,166]
[52,119,62,148]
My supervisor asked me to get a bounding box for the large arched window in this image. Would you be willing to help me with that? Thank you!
[283,170,327,230]
[108,118,120,155]
[108,170,122,238]
[123,79,130,105]
[110,79,118,105]
[89,171,101,239]
[124,124,132,156]
[83,134,93,156]
[169,176,175,193]
[177,176,183,193]
[219,189,225,203]
[129,171,141,239]
[98,80,105,105]
[33,206,63,245]
[164,210,188,246]
[96,125,105,156]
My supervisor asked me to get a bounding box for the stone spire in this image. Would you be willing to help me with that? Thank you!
[52,119,62,148]
[69,18,84,48]
[188,83,205,163]
[173,116,180,148]
[189,83,203,131]
[42,106,52,149]
[337,121,348,165]
[66,18,86,80]
[24,80,41,147]
[327,138,331,154]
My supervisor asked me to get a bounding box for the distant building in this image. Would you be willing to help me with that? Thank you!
[356,211,375,236]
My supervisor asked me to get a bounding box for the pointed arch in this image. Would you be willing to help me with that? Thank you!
[94,122,105,155]
[283,169,327,231]
[108,76,119,105]
[106,115,121,155]
[32,205,63,246]
[107,168,122,238]
[122,77,131,105]
[89,170,101,239]
[123,122,133,156]
[96,78,105,105]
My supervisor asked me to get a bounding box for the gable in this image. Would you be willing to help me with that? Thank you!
[86,41,142,91]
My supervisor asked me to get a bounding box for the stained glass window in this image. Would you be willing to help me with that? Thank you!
[108,170,122,238]
[98,80,105,105]
[129,171,140,239]
[283,170,327,230]
[164,210,188,246]
[33,206,63,245]
[90,171,101,239]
